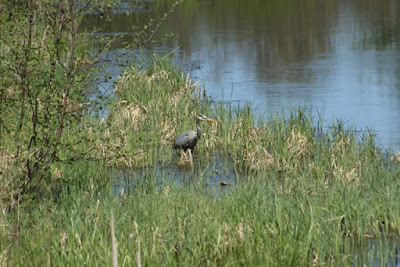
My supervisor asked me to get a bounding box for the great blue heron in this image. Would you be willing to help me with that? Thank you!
[173,114,217,152]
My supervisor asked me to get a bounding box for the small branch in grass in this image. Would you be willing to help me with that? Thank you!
[137,241,141,267]
[110,210,118,267]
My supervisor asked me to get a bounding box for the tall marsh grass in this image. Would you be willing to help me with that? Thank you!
[2,56,400,265]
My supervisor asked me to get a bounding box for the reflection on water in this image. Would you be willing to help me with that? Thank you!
[81,0,400,149]
[349,237,400,266]
[112,153,237,195]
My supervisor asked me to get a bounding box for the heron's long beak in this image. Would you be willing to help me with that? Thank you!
[205,118,217,123]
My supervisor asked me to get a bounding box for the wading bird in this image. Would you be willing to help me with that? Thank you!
[173,115,217,152]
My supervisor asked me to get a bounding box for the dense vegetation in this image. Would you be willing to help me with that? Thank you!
[1,1,400,266]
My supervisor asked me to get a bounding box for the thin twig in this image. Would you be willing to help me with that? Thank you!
[110,210,118,267]
[136,241,141,267]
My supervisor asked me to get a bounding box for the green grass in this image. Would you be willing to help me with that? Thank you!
[3,161,400,265]
[2,56,400,266]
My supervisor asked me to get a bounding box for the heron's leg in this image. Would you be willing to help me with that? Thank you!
[181,149,189,160]
[188,149,193,162]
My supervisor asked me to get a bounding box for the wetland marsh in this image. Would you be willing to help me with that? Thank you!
[5,55,400,265]
[2,1,400,266]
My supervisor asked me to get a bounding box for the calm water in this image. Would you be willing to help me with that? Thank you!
[81,0,400,149]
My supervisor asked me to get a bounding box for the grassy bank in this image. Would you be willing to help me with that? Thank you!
[2,57,400,266]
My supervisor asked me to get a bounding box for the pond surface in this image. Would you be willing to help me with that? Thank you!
[81,0,400,150]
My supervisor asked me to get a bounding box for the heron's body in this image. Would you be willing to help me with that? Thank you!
[173,130,199,151]
[173,115,216,152]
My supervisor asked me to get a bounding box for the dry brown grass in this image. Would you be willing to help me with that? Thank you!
[332,165,361,184]
[330,136,352,158]
[285,126,313,160]
[228,118,277,172]
[203,121,219,152]
[118,102,143,130]
[160,118,177,146]
[241,145,275,172]
[391,152,400,163]
[329,137,361,184]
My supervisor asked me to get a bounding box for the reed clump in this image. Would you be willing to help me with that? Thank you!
[84,56,207,167]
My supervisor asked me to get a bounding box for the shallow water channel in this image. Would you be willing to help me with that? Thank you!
[112,153,237,194]
[81,1,400,264]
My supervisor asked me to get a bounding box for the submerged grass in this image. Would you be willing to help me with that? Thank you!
[2,56,400,265]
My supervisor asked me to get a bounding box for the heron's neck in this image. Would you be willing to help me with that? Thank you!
[196,119,202,140]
